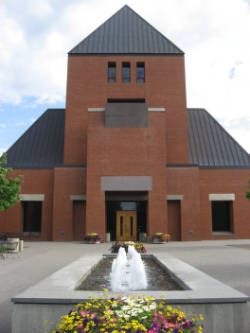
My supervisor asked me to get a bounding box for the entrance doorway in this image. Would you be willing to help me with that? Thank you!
[73,201,85,241]
[167,201,181,241]
[116,211,137,241]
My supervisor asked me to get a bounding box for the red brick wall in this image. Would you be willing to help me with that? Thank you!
[166,167,250,241]
[0,170,54,240]
[166,167,201,241]
[200,169,250,239]
[52,167,86,241]
[64,55,189,165]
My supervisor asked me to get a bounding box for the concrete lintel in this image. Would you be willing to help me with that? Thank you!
[88,108,105,112]
[167,195,184,200]
[209,193,235,201]
[19,194,44,201]
[101,176,152,191]
[70,195,86,201]
[148,107,165,112]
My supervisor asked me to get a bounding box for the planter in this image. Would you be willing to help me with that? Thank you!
[139,232,147,242]
[105,233,111,242]
[7,238,19,252]
[152,236,165,244]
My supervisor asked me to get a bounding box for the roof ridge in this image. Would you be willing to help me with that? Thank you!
[123,5,183,54]
[69,5,183,54]
[68,6,125,54]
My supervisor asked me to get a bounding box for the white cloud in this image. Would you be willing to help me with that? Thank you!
[0,148,7,156]
[0,124,7,128]
[0,0,249,152]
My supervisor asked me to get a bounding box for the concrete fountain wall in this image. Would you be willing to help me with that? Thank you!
[12,253,249,333]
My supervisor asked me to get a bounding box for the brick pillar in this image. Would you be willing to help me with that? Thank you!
[147,175,167,239]
[85,175,106,241]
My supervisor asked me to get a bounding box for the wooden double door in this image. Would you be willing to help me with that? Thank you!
[116,211,137,241]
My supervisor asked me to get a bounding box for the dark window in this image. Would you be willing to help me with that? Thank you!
[22,201,42,232]
[108,62,116,82]
[107,98,145,103]
[212,201,233,232]
[136,62,145,83]
[122,62,130,82]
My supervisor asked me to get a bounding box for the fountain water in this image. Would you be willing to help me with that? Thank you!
[110,245,147,292]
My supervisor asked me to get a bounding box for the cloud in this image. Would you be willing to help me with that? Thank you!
[0,148,7,156]
[0,124,7,128]
[0,0,249,152]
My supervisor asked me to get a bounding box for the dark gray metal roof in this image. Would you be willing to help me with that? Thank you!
[69,5,183,55]
[4,108,250,169]
[5,109,65,169]
[187,108,250,168]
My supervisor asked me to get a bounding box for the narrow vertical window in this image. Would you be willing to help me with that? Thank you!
[136,62,145,83]
[122,62,130,82]
[108,62,116,82]
[120,216,123,236]
[130,216,133,236]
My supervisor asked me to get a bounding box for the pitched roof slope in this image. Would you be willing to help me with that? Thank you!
[69,5,183,55]
[187,108,250,168]
[4,108,250,169]
[5,109,65,169]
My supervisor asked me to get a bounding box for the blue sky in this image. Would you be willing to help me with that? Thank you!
[0,0,250,155]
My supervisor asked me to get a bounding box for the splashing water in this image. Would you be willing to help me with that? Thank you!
[110,245,147,292]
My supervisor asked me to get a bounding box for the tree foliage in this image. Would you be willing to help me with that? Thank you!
[0,153,23,211]
[246,179,250,200]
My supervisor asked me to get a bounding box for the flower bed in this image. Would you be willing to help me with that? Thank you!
[111,241,147,253]
[152,233,170,243]
[53,296,204,332]
[84,233,101,243]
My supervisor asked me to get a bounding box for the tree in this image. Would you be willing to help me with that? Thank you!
[0,153,23,211]
[246,179,250,200]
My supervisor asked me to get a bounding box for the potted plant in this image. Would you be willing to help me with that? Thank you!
[84,232,101,244]
[111,241,147,253]
[152,232,171,244]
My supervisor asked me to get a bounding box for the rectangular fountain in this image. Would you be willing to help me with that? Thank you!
[12,252,249,333]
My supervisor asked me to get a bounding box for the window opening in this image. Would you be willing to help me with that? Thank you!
[107,98,145,103]
[120,216,123,236]
[22,201,42,232]
[108,62,116,82]
[212,201,233,232]
[137,62,145,83]
[122,62,130,83]
[130,216,133,236]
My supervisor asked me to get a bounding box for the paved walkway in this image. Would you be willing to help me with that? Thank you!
[1,239,250,332]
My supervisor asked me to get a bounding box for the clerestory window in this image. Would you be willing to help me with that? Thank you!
[108,62,116,82]
[136,62,145,83]
[122,62,130,83]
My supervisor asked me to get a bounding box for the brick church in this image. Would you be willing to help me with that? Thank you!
[0,5,249,241]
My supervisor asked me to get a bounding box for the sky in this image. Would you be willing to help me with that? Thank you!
[0,0,250,156]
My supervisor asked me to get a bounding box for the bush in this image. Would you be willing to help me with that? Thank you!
[111,241,147,253]
[53,295,204,332]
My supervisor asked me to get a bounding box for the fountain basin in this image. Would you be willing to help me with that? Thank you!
[12,253,249,333]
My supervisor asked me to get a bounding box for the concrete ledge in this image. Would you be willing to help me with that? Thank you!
[70,195,86,201]
[167,194,184,200]
[12,253,249,333]
[88,108,105,112]
[101,176,152,191]
[148,107,166,112]
[209,193,235,201]
[19,194,44,201]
